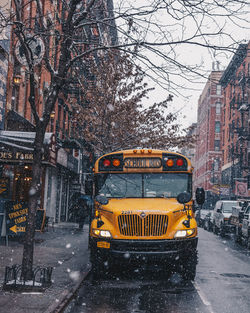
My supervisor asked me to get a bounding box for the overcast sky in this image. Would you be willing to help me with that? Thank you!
[113,0,250,129]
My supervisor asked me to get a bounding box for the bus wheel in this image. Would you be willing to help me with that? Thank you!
[91,256,105,279]
[181,250,198,281]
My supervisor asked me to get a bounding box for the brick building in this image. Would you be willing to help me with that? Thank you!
[0,0,117,224]
[194,70,224,208]
[0,0,11,130]
[220,43,250,198]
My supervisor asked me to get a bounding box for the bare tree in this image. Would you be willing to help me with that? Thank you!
[0,0,249,279]
[74,51,190,154]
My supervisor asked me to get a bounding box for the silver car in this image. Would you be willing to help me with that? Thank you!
[213,200,239,236]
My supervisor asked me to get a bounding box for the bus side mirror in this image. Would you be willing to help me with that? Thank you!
[195,187,205,205]
[177,192,192,204]
[95,195,109,205]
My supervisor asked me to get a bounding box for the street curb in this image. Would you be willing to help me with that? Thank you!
[44,265,91,313]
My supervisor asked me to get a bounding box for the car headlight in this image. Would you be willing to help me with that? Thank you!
[93,229,112,238]
[175,229,195,238]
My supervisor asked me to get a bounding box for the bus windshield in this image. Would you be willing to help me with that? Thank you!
[96,173,192,198]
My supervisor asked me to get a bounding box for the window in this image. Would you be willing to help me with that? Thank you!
[215,102,221,114]
[215,121,220,133]
[96,173,192,198]
[214,140,220,151]
[216,84,222,95]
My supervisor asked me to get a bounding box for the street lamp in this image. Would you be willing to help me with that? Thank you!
[13,75,22,85]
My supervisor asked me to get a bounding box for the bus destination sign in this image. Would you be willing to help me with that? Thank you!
[124,158,162,168]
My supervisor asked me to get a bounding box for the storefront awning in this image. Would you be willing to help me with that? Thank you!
[0,131,56,166]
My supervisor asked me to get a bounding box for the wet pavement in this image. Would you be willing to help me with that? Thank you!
[0,223,90,313]
[64,228,250,313]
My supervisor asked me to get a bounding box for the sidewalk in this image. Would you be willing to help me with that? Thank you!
[0,223,90,313]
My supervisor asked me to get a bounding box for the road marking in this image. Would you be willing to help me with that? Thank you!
[194,281,215,313]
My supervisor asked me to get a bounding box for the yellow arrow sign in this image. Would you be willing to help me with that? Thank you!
[10,225,26,233]
[10,225,17,233]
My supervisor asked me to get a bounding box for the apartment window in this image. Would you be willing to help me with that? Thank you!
[215,102,221,114]
[216,84,222,95]
[214,140,220,151]
[215,121,220,133]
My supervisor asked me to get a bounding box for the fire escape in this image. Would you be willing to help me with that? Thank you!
[231,70,250,190]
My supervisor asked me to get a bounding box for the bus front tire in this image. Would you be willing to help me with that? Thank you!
[181,250,198,281]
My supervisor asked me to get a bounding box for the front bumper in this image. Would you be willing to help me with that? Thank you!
[90,237,198,263]
[222,224,235,233]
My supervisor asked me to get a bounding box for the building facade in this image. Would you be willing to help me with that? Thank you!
[0,0,11,130]
[220,43,250,198]
[194,70,224,208]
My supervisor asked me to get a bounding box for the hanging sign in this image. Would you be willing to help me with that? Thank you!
[235,181,248,197]
[15,36,45,67]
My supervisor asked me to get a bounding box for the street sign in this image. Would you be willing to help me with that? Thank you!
[5,202,28,236]
[5,202,46,236]
[15,36,45,67]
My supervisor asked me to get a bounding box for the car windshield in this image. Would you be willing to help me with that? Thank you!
[222,202,237,213]
[96,173,192,198]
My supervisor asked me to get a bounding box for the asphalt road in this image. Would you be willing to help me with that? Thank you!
[64,229,250,313]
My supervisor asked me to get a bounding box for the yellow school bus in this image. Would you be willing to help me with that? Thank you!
[89,148,205,280]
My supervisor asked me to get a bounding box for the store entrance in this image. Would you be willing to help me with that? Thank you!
[13,166,32,202]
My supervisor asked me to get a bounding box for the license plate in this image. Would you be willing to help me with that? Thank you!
[97,241,110,249]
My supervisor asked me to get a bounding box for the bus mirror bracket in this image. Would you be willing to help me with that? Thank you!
[177,192,192,204]
[95,195,109,205]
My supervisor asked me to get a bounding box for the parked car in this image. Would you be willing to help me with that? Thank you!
[213,200,239,236]
[195,208,212,228]
[230,200,250,243]
[241,204,250,249]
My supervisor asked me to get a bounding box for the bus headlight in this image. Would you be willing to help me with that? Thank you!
[175,229,195,238]
[93,229,112,238]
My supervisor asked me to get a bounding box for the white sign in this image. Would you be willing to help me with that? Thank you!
[15,36,45,67]
[235,181,248,197]
[57,148,68,167]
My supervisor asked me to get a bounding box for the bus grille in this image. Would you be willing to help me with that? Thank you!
[118,214,168,237]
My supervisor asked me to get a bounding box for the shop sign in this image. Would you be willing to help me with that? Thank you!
[220,185,230,196]
[57,148,68,167]
[0,149,55,165]
[235,181,248,197]
[211,184,230,196]
[0,151,34,162]
[5,202,28,236]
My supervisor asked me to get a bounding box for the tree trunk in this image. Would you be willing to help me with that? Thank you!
[21,126,45,280]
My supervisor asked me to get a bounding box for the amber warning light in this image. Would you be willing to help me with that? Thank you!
[162,154,187,171]
[99,154,123,171]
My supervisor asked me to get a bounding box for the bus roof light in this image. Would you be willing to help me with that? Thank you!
[166,159,174,167]
[176,158,184,166]
[103,159,111,167]
[112,159,120,167]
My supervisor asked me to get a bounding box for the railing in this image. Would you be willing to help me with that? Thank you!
[3,265,53,291]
